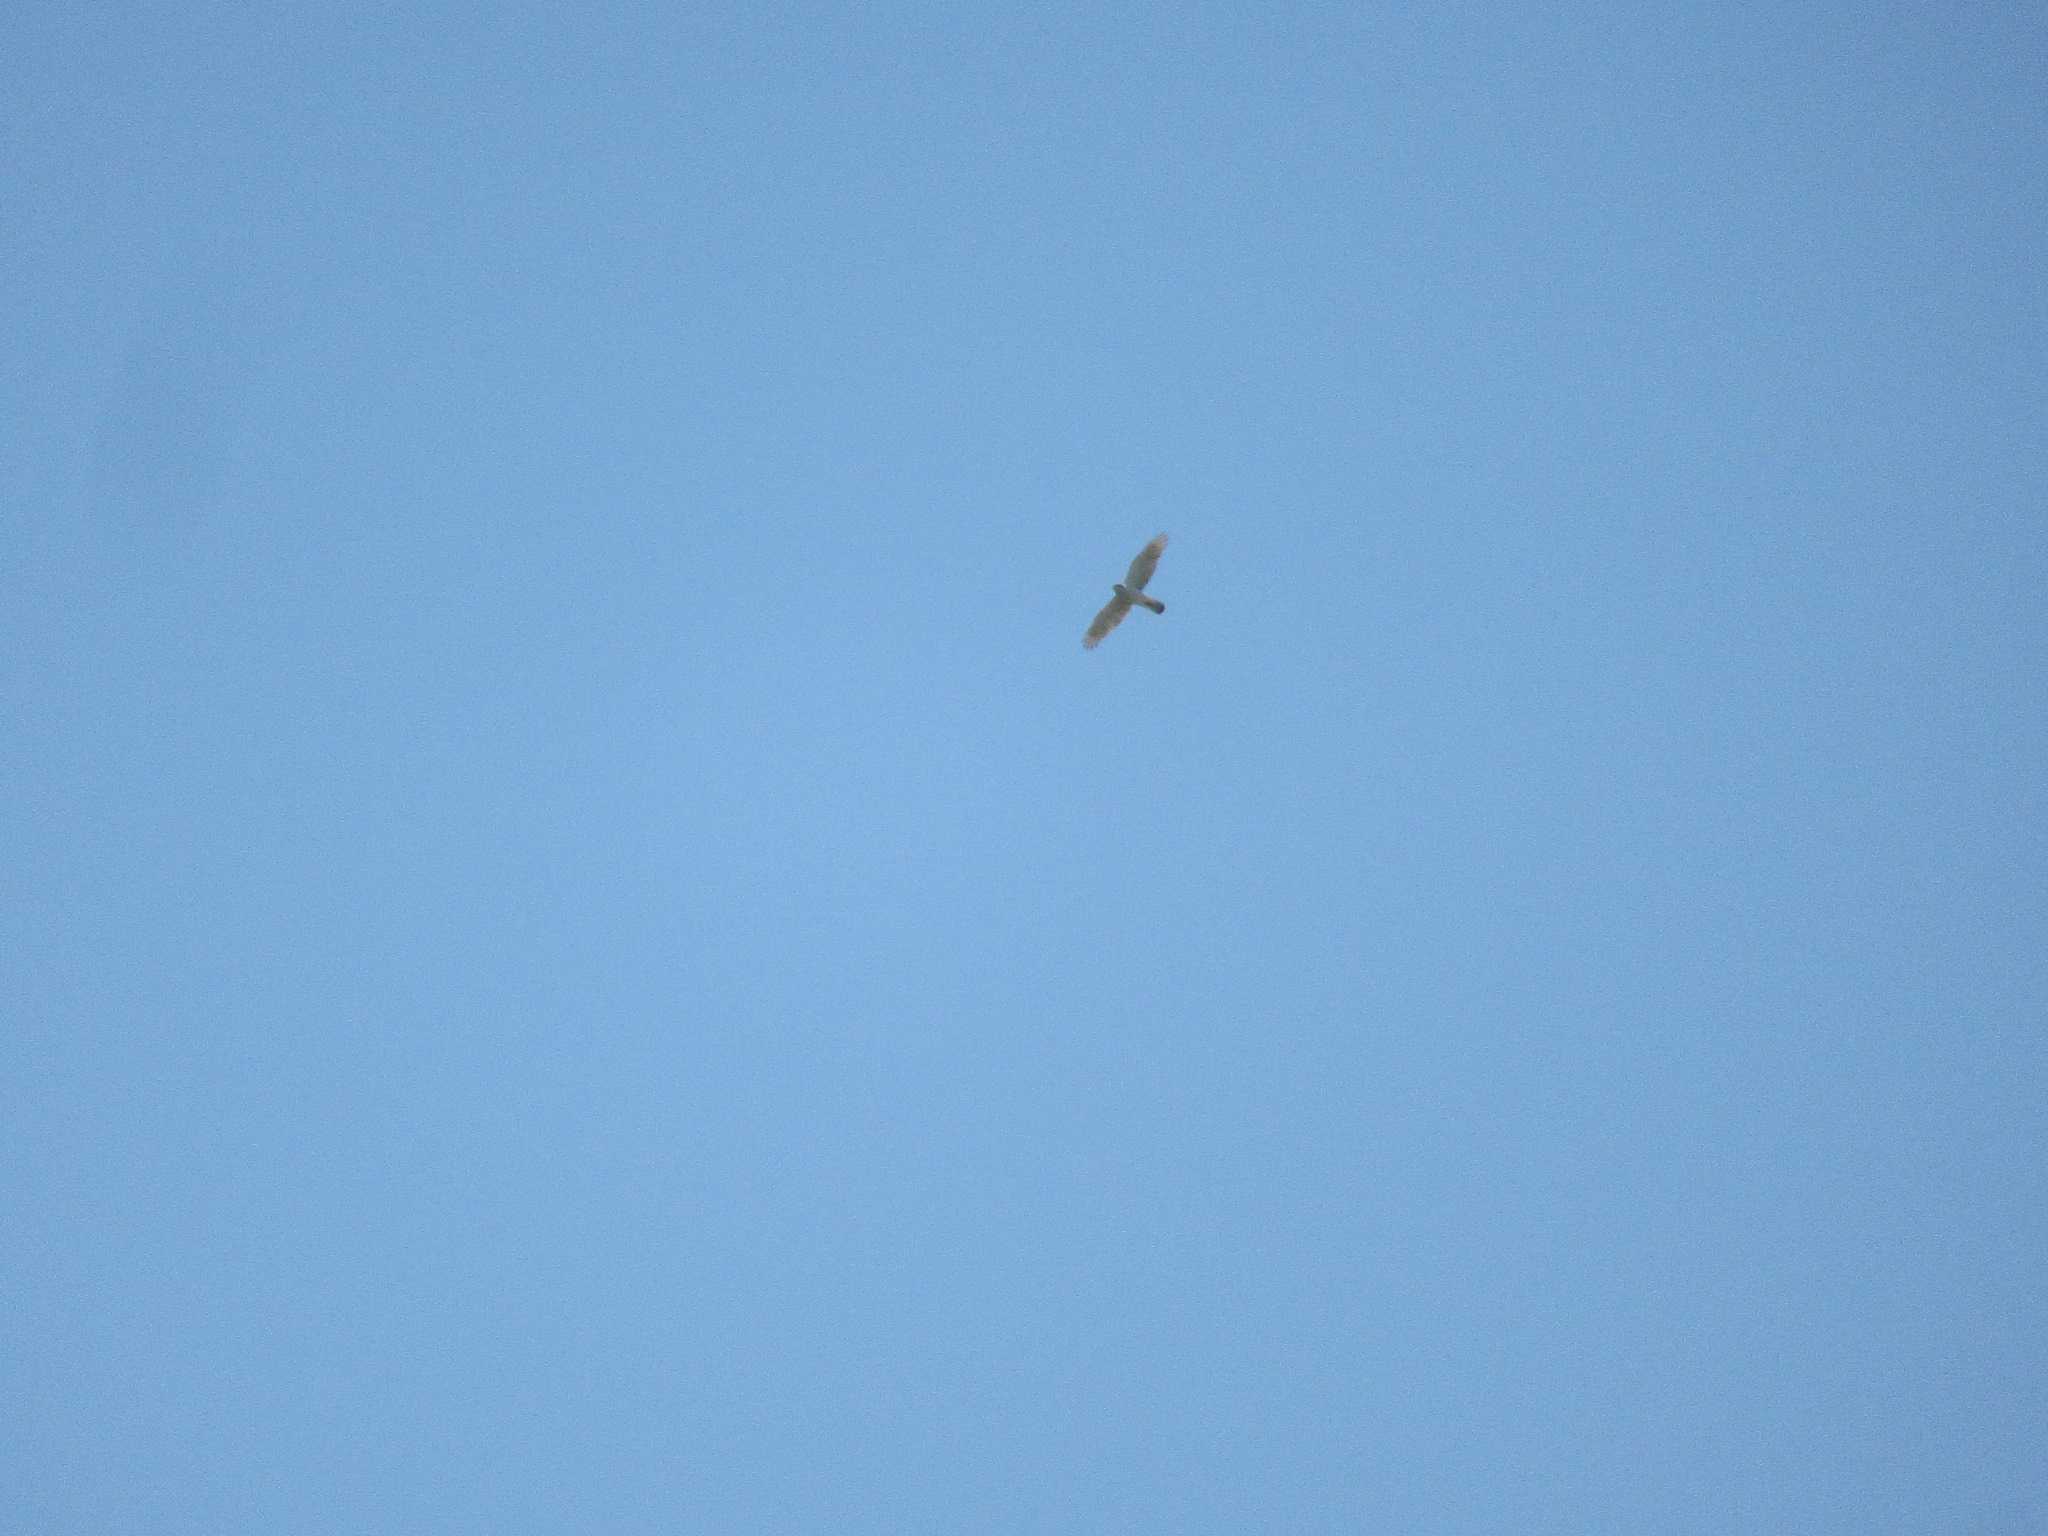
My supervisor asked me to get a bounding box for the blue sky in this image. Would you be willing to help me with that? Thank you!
[5,2,2044,1530]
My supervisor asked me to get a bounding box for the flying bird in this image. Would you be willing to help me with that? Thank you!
[1083,533,1169,649]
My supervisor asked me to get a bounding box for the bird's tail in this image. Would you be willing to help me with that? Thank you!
[1136,595,1165,614]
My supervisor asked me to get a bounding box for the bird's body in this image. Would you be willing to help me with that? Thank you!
[1084,535,1169,648]
[1112,583,1163,611]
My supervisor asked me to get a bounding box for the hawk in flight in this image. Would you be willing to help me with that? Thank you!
[1083,533,1169,649]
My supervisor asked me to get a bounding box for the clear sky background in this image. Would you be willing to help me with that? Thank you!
[5,3,2044,1531]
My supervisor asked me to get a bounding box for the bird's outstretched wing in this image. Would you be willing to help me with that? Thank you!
[1124,533,1169,591]
[1083,593,1133,649]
